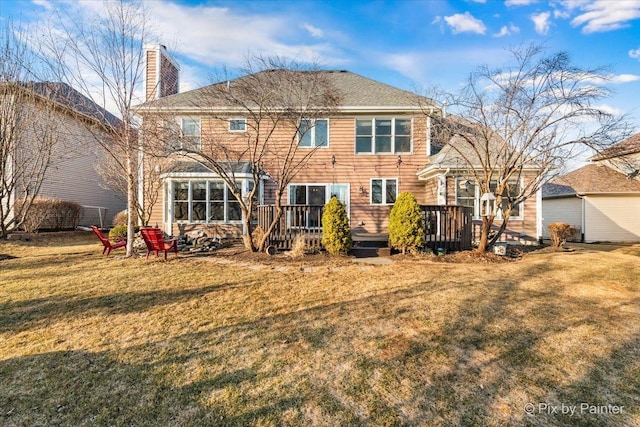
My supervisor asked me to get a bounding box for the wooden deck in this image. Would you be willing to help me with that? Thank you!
[255,204,473,252]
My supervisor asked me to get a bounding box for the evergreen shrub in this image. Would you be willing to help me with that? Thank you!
[388,192,425,255]
[321,196,353,255]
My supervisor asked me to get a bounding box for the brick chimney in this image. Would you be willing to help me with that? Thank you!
[144,44,179,101]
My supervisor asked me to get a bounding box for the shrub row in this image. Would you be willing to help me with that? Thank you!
[17,198,81,233]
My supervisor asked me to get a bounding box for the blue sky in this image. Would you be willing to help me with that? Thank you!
[2,0,640,129]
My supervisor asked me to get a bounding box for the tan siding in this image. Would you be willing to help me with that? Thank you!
[145,112,541,240]
[145,50,158,101]
[584,195,640,242]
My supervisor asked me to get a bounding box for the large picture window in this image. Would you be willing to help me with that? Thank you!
[355,118,412,154]
[371,178,397,205]
[298,118,328,148]
[171,180,245,223]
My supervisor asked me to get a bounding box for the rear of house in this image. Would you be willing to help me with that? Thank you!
[136,45,541,244]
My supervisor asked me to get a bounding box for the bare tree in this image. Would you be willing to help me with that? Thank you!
[44,0,151,256]
[426,44,632,252]
[0,21,62,237]
[95,145,162,226]
[145,56,341,251]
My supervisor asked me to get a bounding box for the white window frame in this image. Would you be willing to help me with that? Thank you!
[178,117,201,149]
[169,179,248,224]
[455,177,524,220]
[298,118,329,148]
[370,178,398,205]
[228,118,247,132]
[355,117,413,155]
[287,183,350,228]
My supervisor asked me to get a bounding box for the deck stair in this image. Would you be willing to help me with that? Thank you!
[350,233,391,258]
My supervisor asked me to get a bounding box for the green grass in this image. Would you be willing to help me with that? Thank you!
[1,233,639,426]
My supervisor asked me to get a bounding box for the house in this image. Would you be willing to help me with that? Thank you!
[1,81,125,231]
[542,133,640,242]
[135,45,541,244]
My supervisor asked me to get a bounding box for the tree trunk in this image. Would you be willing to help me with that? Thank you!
[126,155,136,257]
[476,215,494,252]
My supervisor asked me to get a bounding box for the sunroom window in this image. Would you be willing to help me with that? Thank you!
[171,180,246,223]
[456,178,522,219]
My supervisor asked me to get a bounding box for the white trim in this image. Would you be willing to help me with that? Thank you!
[228,117,247,132]
[166,178,248,224]
[176,116,201,149]
[298,118,330,148]
[354,117,413,155]
[370,177,398,205]
[536,187,542,241]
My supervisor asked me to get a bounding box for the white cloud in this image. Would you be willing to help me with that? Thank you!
[32,0,53,11]
[143,2,344,68]
[302,23,324,38]
[378,47,509,85]
[567,0,640,33]
[443,12,487,35]
[630,48,640,60]
[493,23,520,37]
[531,11,551,34]
[505,0,538,6]
[609,73,640,84]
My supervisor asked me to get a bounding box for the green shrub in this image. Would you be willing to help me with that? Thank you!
[109,225,128,241]
[548,222,577,248]
[388,192,425,255]
[321,196,353,255]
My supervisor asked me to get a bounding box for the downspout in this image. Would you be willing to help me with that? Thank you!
[536,187,542,244]
[580,195,586,243]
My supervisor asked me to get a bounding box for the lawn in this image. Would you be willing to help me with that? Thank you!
[1,233,639,426]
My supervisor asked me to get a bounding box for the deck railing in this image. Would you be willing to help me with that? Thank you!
[420,205,473,251]
[255,204,473,252]
[256,205,324,250]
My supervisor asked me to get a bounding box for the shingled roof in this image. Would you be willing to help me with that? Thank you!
[589,133,640,161]
[136,69,436,112]
[18,82,122,129]
[542,163,640,198]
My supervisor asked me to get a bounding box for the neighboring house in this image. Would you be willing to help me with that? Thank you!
[136,45,541,242]
[3,82,125,229]
[542,133,640,242]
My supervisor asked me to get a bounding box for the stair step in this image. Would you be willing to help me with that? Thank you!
[350,246,391,258]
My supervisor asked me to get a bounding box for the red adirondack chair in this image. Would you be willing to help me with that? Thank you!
[91,225,127,255]
[140,227,178,260]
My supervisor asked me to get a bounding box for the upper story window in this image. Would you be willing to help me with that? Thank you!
[167,117,201,150]
[356,118,412,154]
[298,118,329,148]
[229,118,246,132]
[173,117,200,150]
